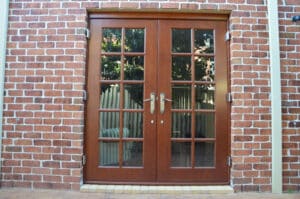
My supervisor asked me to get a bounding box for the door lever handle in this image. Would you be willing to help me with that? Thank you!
[160,93,172,114]
[144,92,156,114]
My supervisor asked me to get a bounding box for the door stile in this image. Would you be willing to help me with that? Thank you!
[85,19,102,180]
[156,20,174,180]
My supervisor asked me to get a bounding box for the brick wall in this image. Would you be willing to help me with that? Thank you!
[279,1,300,192]
[1,0,299,192]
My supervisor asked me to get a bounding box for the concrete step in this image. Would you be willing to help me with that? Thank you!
[80,185,234,194]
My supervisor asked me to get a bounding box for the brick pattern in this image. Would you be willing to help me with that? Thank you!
[279,1,300,192]
[1,0,299,192]
[2,0,87,190]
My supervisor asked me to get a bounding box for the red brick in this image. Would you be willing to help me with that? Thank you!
[2,0,300,192]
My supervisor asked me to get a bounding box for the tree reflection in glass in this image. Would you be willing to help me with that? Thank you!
[101,56,121,80]
[125,28,144,52]
[194,30,214,54]
[102,28,122,52]
[172,29,191,53]
[195,57,215,82]
[172,56,191,81]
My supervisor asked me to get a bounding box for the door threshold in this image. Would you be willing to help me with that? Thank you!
[80,184,234,194]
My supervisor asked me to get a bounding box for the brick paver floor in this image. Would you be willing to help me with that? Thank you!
[0,189,299,199]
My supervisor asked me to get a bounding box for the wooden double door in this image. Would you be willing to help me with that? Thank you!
[85,15,229,184]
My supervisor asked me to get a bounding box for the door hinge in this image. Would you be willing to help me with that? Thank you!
[227,156,232,167]
[82,154,86,166]
[83,90,88,101]
[85,28,90,39]
[226,92,232,103]
[225,31,231,41]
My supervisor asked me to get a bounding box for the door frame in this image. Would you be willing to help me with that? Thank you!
[84,12,231,185]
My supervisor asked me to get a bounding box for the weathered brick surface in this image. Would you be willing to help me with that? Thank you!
[1,0,299,192]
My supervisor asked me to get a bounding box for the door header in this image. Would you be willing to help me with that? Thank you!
[89,12,229,21]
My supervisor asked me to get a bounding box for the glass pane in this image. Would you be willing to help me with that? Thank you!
[102,28,121,52]
[195,142,215,167]
[195,57,215,81]
[172,56,191,80]
[101,56,121,80]
[124,84,143,109]
[171,142,191,167]
[172,84,191,109]
[125,28,144,52]
[195,84,215,109]
[194,29,214,54]
[172,29,191,53]
[99,141,119,166]
[195,112,215,138]
[124,56,144,80]
[100,84,120,109]
[172,112,191,138]
[123,142,143,167]
[123,112,143,138]
[99,112,120,137]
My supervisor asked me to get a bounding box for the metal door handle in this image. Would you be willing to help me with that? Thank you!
[160,93,172,114]
[144,92,156,114]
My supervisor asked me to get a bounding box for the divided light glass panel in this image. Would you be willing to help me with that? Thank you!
[102,28,122,52]
[172,56,191,81]
[172,29,191,53]
[101,56,121,80]
[172,112,191,138]
[195,57,215,82]
[99,141,119,166]
[195,84,215,109]
[194,29,214,54]
[125,28,145,52]
[124,56,144,80]
[195,142,215,167]
[99,27,146,168]
[123,141,143,167]
[100,84,120,109]
[171,142,191,167]
[172,84,191,109]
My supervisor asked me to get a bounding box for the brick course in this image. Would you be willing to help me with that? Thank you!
[1,0,299,192]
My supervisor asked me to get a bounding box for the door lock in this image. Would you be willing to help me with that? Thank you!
[144,92,156,114]
[160,93,172,114]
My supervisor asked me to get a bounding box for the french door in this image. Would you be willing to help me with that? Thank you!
[85,15,230,184]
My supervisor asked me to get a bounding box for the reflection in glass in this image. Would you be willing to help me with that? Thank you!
[124,56,144,80]
[99,141,119,166]
[101,56,121,80]
[195,113,215,138]
[99,112,120,137]
[123,112,143,138]
[172,29,191,53]
[172,56,191,80]
[195,84,215,109]
[100,84,120,109]
[195,142,215,167]
[125,29,144,52]
[194,30,214,54]
[102,28,121,52]
[195,57,215,81]
[171,142,191,167]
[172,112,191,138]
[172,84,191,109]
[123,142,143,167]
[124,84,143,109]
[195,57,215,82]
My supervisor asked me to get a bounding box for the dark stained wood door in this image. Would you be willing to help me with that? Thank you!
[157,20,229,183]
[85,16,229,184]
[85,19,158,182]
